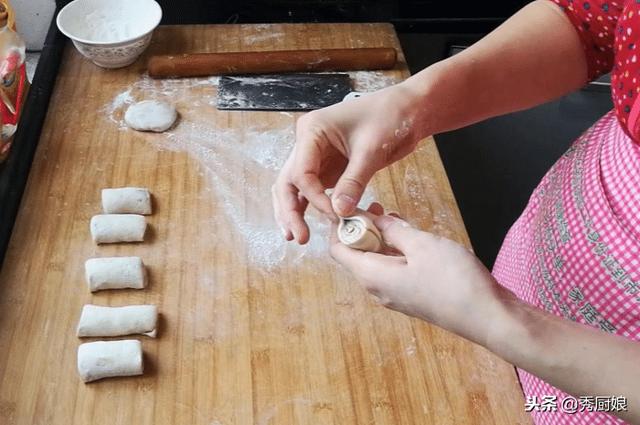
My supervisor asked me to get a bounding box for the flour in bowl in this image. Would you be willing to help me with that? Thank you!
[77,10,131,42]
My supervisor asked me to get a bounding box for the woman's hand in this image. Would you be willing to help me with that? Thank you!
[333,209,640,424]
[272,81,427,244]
[330,210,504,346]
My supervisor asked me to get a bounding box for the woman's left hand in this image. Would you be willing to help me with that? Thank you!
[330,206,507,346]
[333,208,640,425]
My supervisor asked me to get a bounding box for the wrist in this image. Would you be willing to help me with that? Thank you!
[483,287,532,354]
[482,286,564,373]
[400,57,476,136]
[429,271,520,349]
[393,74,437,138]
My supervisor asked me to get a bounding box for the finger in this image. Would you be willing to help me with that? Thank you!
[272,184,293,241]
[332,152,377,217]
[330,242,406,285]
[292,170,334,219]
[292,138,336,219]
[366,202,384,216]
[273,152,305,242]
[329,220,340,245]
[373,215,427,255]
[273,180,310,244]
[379,244,404,257]
[291,196,310,244]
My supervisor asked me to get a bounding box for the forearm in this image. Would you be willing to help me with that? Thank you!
[486,286,640,423]
[402,0,588,136]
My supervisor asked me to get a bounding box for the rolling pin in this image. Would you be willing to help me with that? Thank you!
[147,47,397,78]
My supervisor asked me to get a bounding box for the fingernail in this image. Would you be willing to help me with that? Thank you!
[332,194,355,215]
[282,227,295,241]
[375,215,410,231]
[375,215,396,231]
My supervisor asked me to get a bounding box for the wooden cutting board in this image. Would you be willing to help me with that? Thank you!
[0,24,531,425]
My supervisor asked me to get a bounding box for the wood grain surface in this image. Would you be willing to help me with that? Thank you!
[0,24,531,425]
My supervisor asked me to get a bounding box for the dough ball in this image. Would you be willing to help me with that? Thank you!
[124,100,177,132]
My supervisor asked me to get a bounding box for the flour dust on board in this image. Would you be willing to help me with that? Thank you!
[104,73,395,269]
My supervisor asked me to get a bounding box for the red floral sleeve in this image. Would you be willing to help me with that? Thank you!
[550,0,623,80]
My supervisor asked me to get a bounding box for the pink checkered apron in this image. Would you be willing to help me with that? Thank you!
[492,110,640,424]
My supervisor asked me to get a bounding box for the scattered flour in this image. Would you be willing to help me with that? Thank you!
[348,71,399,92]
[104,74,219,129]
[104,72,389,270]
[405,336,417,356]
[105,89,133,124]
[241,24,285,46]
[394,119,413,139]
[403,152,457,240]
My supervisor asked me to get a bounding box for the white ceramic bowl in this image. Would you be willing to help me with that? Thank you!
[56,0,162,68]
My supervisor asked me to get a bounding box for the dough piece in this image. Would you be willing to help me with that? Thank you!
[90,214,146,244]
[124,100,177,132]
[77,340,144,383]
[102,187,152,215]
[337,209,383,252]
[85,256,147,292]
[77,304,158,337]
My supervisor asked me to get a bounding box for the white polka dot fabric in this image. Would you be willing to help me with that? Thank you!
[493,111,639,425]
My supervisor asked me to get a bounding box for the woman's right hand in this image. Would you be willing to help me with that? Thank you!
[272,80,429,244]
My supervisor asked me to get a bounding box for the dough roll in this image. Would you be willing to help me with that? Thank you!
[85,256,147,292]
[90,214,146,244]
[77,339,144,383]
[77,304,158,337]
[337,209,383,252]
[102,187,152,215]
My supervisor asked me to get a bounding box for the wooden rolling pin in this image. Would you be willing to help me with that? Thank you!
[147,47,397,78]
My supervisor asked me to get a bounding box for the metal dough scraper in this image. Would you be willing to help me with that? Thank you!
[216,73,353,111]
